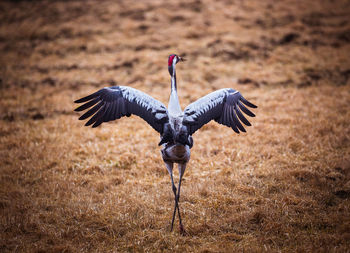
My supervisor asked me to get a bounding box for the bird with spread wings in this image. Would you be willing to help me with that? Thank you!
[75,54,257,234]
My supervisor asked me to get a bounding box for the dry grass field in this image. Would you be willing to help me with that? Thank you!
[1,0,350,252]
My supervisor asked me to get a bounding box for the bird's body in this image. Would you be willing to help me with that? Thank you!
[162,143,190,164]
[74,54,257,234]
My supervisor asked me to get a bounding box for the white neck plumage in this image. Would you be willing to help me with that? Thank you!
[168,63,182,116]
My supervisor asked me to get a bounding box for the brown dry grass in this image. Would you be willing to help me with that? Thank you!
[1,0,350,252]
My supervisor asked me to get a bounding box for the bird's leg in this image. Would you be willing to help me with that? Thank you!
[165,162,177,232]
[165,161,187,234]
[170,172,178,232]
[176,163,187,235]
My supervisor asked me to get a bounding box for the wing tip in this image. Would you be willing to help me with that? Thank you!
[92,121,103,128]
[240,96,258,109]
[74,97,90,103]
[232,126,240,134]
[74,106,84,112]
[84,121,93,126]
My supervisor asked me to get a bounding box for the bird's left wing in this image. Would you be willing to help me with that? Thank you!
[183,88,257,135]
[74,86,168,133]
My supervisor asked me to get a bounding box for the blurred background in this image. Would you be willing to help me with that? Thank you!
[0,0,349,252]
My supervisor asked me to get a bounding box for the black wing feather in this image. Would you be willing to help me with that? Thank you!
[103,102,113,122]
[92,106,107,128]
[232,108,246,132]
[74,86,168,133]
[241,97,257,108]
[228,106,240,133]
[74,90,101,103]
[99,102,111,123]
[79,101,104,120]
[235,106,251,126]
[231,123,240,134]
[183,88,257,135]
[238,101,255,117]
[75,97,100,112]
[114,99,122,120]
[224,104,231,127]
[85,104,106,126]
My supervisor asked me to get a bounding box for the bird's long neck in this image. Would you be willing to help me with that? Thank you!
[168,65,182,115]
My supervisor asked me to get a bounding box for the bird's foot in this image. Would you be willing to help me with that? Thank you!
[179,224,187,236]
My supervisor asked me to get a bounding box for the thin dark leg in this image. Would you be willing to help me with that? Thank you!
[165,162,178,232]
[175,184,183,232]
[177,163,187,235]
[170,173,178,231]
[165,162,187,234]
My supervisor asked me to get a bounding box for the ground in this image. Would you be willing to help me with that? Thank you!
[1,0,350,252]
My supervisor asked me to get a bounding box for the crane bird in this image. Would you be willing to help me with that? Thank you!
[74,54,257,234]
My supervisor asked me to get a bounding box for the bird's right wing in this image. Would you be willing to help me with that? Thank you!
[74,86,168,133]
[183,88,257,135]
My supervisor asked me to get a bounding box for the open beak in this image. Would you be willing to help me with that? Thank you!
[178,56,186,62]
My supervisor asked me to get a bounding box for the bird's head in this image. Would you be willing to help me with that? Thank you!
[168,54,185,76]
